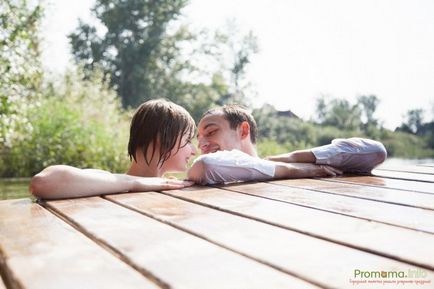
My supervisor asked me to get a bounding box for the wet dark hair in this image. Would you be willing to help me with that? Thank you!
[201,104,258,144]
[128,99,195,166]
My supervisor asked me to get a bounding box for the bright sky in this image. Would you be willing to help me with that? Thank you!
[41,0,434,129]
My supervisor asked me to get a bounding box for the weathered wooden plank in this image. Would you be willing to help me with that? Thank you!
[46,197,319,289]
[164,186,434,269]
[376,164,434,175]
[0,199,160,289]
[323,176,434,194]
[223,182,434,233]
[108,192,434,289]
[269,179,434,210]
[372,169,434,182]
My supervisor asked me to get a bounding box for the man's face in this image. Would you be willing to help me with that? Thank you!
[197,114,242,154]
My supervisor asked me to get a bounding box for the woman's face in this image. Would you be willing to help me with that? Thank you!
[163,133,197,172]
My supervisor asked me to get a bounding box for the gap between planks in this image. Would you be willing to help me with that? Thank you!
[40,200,170,289]
[267,179,434,210]
[216,183,434,234]
[158,186,434,270]
[106,192,434,289]
[102,195,327,289]
[319,176,434,195]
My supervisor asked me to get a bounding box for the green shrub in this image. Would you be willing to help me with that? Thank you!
[257,139,290,158]
[0,69,130,177]
[381,131,434,158]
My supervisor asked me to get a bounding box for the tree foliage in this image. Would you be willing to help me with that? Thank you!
[253,104,355,150]
[69,0,189,108]
[357,94,380,129]
[213,22,258,106]
[396,109,424,134]
[69,1,258,120]
[0,0,43,149]
[315,96,362,131]
[396,108,434,149]
[253,97,434,158]
[1,69,130,177]
[314,95,382,134]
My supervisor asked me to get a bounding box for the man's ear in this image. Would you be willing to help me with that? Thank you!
[239,121,250,140]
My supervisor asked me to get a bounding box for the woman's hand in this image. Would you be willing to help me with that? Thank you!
[131,177,194,192]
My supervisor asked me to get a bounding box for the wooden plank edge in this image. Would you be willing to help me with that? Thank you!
[0,199,32,289]
[375,164,434,175]
[265,181,434,211]
[219,186,434,234]
[156,190,434,270]
[40,199,169,289]
[376,168,434,175]
[371,172,434,183]
[102,195,326,289]
[318,177,434,195]
[0,246,23,289]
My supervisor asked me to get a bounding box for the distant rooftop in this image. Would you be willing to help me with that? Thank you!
[276,109,299,119]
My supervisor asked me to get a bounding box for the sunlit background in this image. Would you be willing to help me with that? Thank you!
[1,0,433,199]
[42,0,434,129]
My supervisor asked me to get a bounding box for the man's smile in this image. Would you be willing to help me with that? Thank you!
[201,145,220,154]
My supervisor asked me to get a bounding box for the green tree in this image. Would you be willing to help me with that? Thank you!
[69,0,188,108]
[213,22,258,106]
[396,108,434,149]
[0,0,43,150]
[315,96,362,131]
[315,95,328,124]
[397,109,424,134]
[357,95,379,127]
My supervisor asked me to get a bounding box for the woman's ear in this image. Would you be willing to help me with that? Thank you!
[239,121,251,140]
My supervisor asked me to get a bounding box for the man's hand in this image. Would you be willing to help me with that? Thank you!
[131,177,194,192]
[274,162,343,179]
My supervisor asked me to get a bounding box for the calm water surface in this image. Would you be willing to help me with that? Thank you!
[0,178,32,200]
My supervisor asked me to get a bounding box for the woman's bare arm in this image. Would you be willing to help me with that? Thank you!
[30,165,192,199]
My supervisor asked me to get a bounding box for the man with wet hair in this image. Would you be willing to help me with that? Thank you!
[188,104,387,184]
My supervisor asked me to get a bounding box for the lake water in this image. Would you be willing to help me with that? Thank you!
[0,178,33,200]
[1,158,433,200]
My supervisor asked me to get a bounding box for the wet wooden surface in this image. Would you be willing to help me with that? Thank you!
[1,165,433,289]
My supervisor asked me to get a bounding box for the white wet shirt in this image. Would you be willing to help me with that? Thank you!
[192,149,276,185]
[190,138,387,185]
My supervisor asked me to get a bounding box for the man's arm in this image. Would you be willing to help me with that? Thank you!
[187,150,341,185]
[30,165,192,199]
[273,162,342,179]
[267,138,387,173]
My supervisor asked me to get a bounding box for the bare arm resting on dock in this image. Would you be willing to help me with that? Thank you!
[187,150,342,185]
[30,165,192,199]
[188,138,386,185]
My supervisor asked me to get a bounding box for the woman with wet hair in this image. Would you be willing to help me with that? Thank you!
[31,99,197,199]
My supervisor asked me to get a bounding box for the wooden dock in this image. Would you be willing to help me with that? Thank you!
[1,164,433,289]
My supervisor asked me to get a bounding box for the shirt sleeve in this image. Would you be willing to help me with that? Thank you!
[191,150,276,185]
[311,137,387,173]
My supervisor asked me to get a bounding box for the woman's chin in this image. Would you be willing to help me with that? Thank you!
[170,166,188,173]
